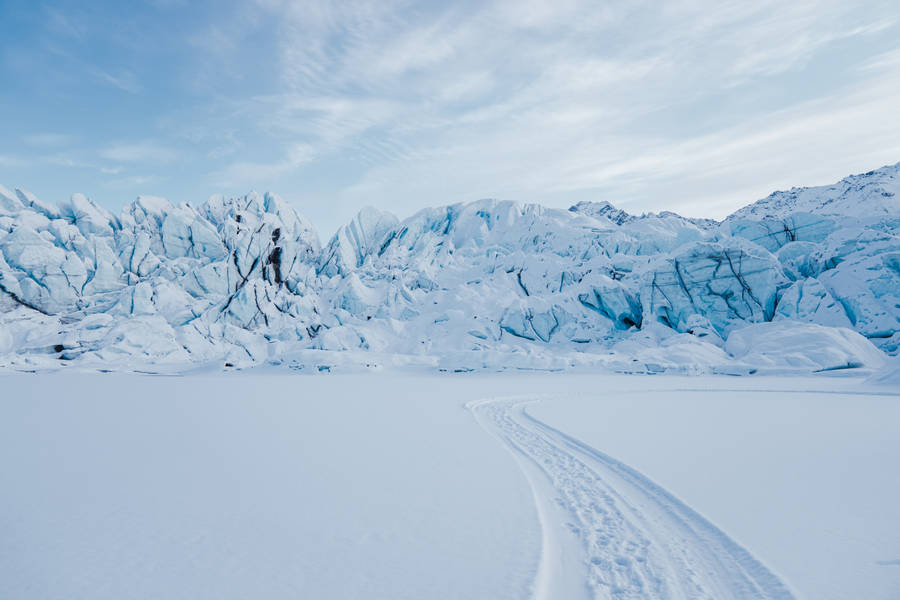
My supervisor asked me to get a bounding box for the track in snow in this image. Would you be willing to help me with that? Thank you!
[468,396,796,600]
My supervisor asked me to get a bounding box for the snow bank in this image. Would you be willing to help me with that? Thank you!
[725,321,886,372]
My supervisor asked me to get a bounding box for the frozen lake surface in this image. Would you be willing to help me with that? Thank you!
[1,372,898,599]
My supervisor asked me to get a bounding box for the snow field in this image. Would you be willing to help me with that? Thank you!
[2,372,897,599]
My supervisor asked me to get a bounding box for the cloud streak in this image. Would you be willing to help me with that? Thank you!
[214,143,316,187]
[99,141,178,163]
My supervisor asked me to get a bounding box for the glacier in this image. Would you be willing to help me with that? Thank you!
[0,162,898,374]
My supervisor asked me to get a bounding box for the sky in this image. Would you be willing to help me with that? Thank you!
[1,0,899,236]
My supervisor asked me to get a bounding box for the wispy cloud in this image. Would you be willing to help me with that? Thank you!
[0,154,31,168]
[45,155,96,169]
[100,141,178,163]
[43,6,88,40]
[22,133,76,147]
[725,4,896,79]
[860,46,900,71]
[102,174,161,189]
[88,66,142,94]
[214,143,316,186]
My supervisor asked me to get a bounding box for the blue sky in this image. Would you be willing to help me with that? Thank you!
[1,0,899,235]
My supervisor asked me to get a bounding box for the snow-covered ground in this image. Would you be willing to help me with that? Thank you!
[2,372,897,600]
[526,378,900,600]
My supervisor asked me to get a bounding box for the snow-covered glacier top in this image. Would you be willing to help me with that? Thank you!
[727,162,899,221]
[1,162,898,374]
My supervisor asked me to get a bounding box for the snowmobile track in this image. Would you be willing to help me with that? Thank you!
[468,396,796,600]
